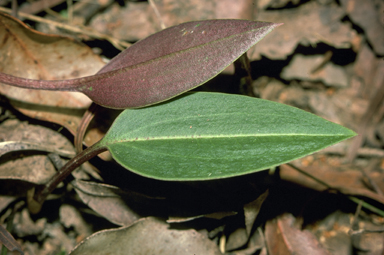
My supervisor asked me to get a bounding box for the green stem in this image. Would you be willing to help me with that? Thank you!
[33,142,107,204]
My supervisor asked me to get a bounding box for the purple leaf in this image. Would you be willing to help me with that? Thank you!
[0,19,281,109]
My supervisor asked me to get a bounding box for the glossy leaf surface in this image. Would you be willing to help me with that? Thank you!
[98,92,356,180]
[0,19,280,109]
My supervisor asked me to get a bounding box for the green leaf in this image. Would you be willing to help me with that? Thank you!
[0,18,281,109]
[99,92,356,180]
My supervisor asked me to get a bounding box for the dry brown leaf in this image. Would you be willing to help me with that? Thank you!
[354,43,378,98]
[153,0,254,27]
[0,141,75,158]
[340,0,384,56]
[72,180,141,226]
[265,213,330,255]
[226,227,249,252]
[244,189,269,236]
[224,190,268,252]
[280,163,384,205]
[346,59,384,160]
[0,119,74,184]
[230,227,266,255]
[0,12,104,139]
[90,1,160,42]
[281,54,348,88]
[70,217,222,255]
[91,0,255,42]
[251,1,358,60]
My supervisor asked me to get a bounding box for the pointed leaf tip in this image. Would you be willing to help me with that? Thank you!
[100,92,356,180]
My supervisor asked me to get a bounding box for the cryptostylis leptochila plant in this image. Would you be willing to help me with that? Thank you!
[0,14,356,212]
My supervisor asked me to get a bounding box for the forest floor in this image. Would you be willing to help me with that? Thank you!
[0,0,383,254]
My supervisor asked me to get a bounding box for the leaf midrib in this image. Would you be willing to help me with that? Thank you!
[77,26,265,87]
[111,110,297,135]
[104,133,350,145]
[107,134,347,161]
[117,25,265,70]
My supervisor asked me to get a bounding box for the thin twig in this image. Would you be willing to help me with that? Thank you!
[310,51,333,74]
[148,0,166,29]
